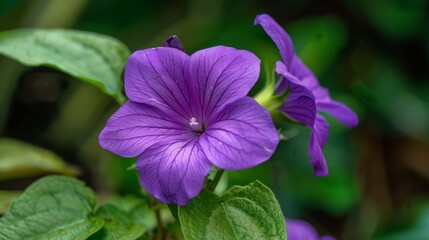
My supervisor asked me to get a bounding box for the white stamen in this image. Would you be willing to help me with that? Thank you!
[189,117,199,126]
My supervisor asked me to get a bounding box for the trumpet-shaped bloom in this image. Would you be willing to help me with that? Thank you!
[255,14,358,176]
[99,45,279,205]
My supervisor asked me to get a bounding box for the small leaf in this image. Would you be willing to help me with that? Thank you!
[0,138,79,181]
[179,181,287,240]
[0,29,130,102]
[0,175,104,240]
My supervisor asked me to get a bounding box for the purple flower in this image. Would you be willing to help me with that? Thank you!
[287,219,335,240]
[99,45,279,205]
[255,14,358,176]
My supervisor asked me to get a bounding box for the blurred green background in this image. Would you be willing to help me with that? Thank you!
[1,0,429,239]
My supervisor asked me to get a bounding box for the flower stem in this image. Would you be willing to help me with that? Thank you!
[207,169,224,192]
[150,197,165,240]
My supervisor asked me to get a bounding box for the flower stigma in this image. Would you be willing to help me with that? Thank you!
[189,117,204,135]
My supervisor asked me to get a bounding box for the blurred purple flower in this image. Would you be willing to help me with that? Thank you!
[287,219,336,240]
[99,44,279,205]
[255,14,358,176]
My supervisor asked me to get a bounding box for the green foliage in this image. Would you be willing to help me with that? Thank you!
[179,181,287,240]
[0,175,103,240]
[0,138,79,181]
[89,205,145,240]
[0,176,154,240]
[0,29,130,103]
[98,195,157,231]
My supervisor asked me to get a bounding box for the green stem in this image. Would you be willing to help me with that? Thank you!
[150,198,165,240]
[207,169,224,192]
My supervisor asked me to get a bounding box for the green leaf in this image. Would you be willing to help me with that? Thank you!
[0,28,130,102]
[88,195,156,240]
[179,181,287,240]
[89,204,145,240]
[0,138,79,181]
[168,204,180,223]
[103,195,156,230]
[0,175,104,240]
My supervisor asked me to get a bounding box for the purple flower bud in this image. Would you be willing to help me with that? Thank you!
[163,35,185,52]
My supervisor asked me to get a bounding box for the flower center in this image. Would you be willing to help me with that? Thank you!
[189,117,204,135]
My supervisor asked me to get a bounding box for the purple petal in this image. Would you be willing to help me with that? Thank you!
[290,57,358,127]
[321,236,336,240]
[275,61,306,86]
[124,47,192,121]
[317,101,358,127]
[163,35,185,52]
[281,88,329,176]
[287,219,319,240]
[255,14,295,68]
[308,114,330,176]
[277,62,330,176]
[277,61,316,126]
[282,87,316,126]
[287,219,336,240]
[289,56,321,92]
[275,76,288,95]
[275,61,309,95]
[187,46,260,121]
[289,56,334,103]
[137,139,211,205]
[199,97,279,170]
[278,53,328,105]
[289,58,331,104]
[99,101,190,157]
[314,114,330,148]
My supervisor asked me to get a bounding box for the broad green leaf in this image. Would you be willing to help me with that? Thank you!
[0,138,79,181]
[179,181,287,240]
[88,195,156,240]
[0,28,130,102]
[89,204,145,240]
[104,195,156,230]
[0,175,104,240]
